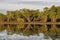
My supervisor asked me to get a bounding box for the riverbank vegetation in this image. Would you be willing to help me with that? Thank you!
[0,5,60,39]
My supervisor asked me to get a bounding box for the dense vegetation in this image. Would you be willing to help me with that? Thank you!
[0,5,60,39]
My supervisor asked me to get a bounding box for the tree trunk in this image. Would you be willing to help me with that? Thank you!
[52,18,56,23]
[44,16,47,23]
[23,24,30,33]
[44,24,48,32]
[27,18,31,22]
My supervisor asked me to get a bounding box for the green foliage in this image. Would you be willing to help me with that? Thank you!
[0,26,5,32]
[17,18,24,22]
[0,5,60,39]
[38,12,45,19]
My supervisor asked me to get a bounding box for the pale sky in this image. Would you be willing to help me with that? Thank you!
[0,0,60,3]
[0,0,60,14]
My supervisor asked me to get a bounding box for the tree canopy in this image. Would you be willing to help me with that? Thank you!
[0,5,60,39]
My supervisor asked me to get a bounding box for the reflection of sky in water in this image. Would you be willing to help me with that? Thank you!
[0,30,53,40]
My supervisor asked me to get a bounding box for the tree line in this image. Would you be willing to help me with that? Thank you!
[0,5,60,39]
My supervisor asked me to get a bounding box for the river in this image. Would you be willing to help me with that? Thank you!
[0,30,59,40]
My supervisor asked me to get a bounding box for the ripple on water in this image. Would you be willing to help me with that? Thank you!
[0,30,60,40]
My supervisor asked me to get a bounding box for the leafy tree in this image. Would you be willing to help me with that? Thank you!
[56,6,60,18]
[20,9,31,22]
[38,12,45,22]
[7,11,16,22]
[48,5,57,22]
[43,7,49,22]
[0,13,7,31]
[0,13,7,22]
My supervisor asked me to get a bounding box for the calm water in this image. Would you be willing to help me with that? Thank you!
[0,30,59,40]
